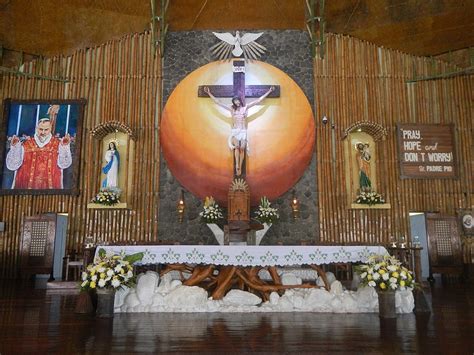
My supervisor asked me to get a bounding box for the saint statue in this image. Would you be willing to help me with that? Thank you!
[355,142,371,191]
[204,86,274,176]
[102,141,120,188]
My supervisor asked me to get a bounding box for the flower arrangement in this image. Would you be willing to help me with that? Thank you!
[254,196,279,224]
[199,196,224,223]
[80,249,143,291]
[355,189,385,206]
[356,254,415,292]
[91,188,121,206]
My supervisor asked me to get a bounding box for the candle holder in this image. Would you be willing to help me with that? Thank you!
[177,190,186,223]
[290,190,300,219]
[389,236,397,248]
[399,235,407,249]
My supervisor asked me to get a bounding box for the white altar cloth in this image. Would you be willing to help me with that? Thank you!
[95,245,388,267]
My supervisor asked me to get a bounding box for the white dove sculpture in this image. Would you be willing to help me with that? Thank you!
[210,31,267,60]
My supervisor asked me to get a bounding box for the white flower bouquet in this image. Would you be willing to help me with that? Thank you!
[355,254,415,292]
[91,188,121,206]
[355,189,385,206]
[254,196,279,224]
[199,196,224,223]
[80,249,143,291]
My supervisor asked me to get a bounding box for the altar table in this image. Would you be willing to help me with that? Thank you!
[95,245,388,300]
[95,245,388,266]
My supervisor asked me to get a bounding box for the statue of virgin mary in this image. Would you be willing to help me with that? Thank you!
[102,141,120,188]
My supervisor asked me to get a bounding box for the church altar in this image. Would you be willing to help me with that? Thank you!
[92,245,416,314]
[95,245,389,267]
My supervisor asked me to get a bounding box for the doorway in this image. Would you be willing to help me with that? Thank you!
[409,212,430,281]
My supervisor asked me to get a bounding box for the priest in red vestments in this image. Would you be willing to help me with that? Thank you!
[5,118,72,189]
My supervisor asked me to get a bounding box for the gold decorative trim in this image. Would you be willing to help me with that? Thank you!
[343,121,388,142]
[349,203,391,210]
[87,202,129,210]
[230,178,249,192]
[90,121,136,140]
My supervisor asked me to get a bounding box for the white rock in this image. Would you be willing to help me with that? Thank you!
[223,289,262,306]
[351,272,361,290]
[136,271,160,305]
[152,292,165,306]
[290,294,306,309]
[135,305,145,312]
[170,279,182,289]
[305,288,333,311]
[326,271,336,284]
[330,296,344,312]
[276,296,294,311]
[316,272,335,288]
[206,299,223,312]
[330,280,343,295]
[355,286,378,312]
[122,290,140,310]
[396,289,414,313]
[340,292,359,312]
[269,292,280,305]
[281,273,303,285]
[114,286,130,309]
[164,286,208,309]
[156,273,173,294]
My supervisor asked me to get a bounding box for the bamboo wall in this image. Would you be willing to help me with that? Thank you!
[315,34,473,245]
[0,31,472,278]
[0,33,162,278]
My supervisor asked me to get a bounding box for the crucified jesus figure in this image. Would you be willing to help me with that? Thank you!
[204,86,274,176]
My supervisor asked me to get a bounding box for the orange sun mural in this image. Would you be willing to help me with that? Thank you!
[161,60,315,205]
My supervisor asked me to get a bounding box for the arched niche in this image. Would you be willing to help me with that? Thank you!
[87,121,136,209]
[343,121,390,209]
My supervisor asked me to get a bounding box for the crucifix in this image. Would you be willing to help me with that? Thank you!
[198,60,280,177]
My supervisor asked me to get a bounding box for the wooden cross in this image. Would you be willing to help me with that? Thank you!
[198,60,280,177]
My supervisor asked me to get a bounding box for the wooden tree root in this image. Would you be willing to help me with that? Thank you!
[159,263,331,300]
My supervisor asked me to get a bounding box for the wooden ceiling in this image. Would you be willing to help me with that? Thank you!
[1,0,473,58]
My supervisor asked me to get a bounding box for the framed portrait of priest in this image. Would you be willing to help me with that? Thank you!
[0,99,86,195]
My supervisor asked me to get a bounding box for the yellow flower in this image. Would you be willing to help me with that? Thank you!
[400,280,406,287]
[379,269,386,275]
[100,273,106,279]
[90,270,96,276]
[392,272,399,278]
[380,282,387,290]
[90,281,96,289]
[120,269,125,274]
[367,274,372,280]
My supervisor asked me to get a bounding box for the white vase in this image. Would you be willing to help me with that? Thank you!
[255,223,272,245]
[207,223,224,245]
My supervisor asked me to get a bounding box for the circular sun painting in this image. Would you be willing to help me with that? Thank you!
[161,60,315,205]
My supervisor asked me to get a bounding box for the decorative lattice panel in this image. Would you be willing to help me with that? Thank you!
[434,220,453,256]
[29,221,49,257]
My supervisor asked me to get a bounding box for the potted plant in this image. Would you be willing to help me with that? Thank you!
[355,254,415,318]
[90,188,121,206]
[80,248,143,317]
[354,189,385,206]
[254,196,279,225]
